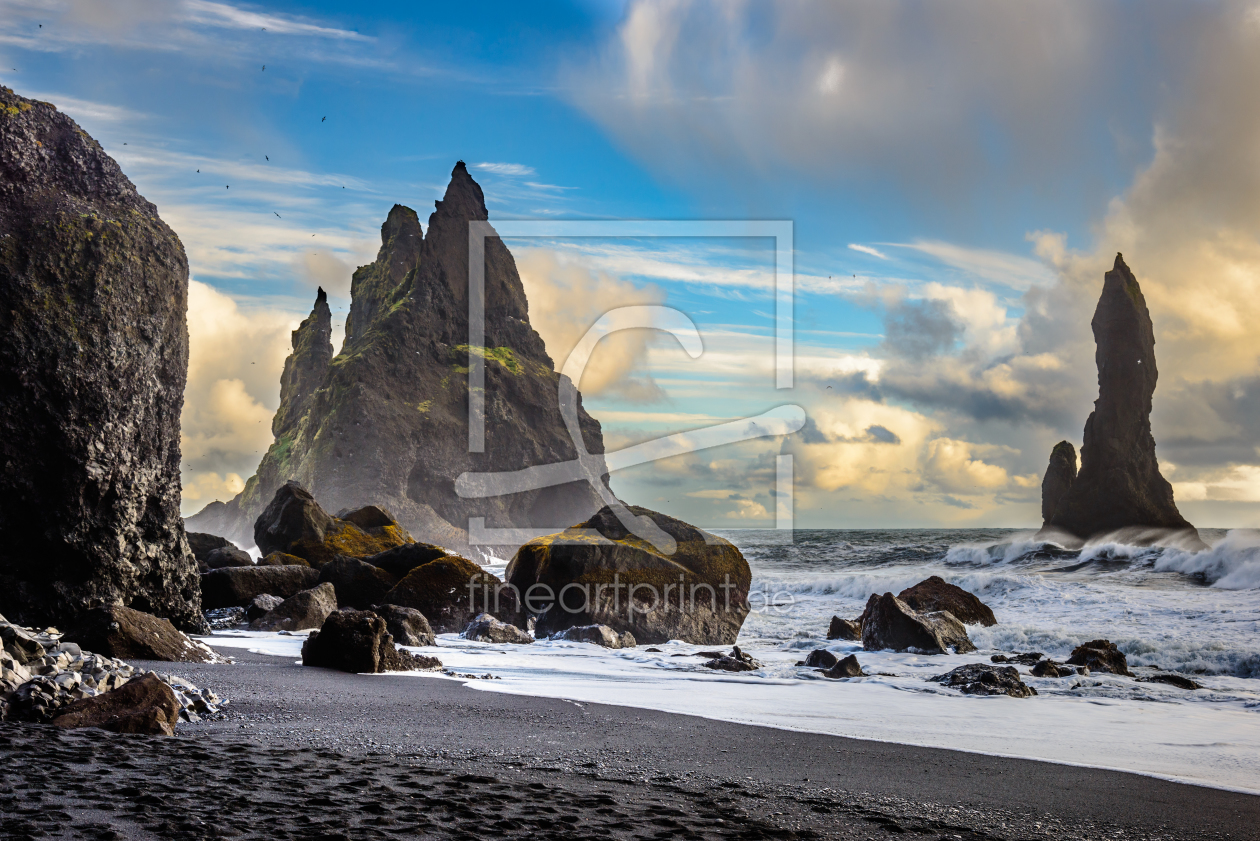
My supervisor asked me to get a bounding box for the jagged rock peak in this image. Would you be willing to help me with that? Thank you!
[343,204,422,349]
[1039,254,1200,546]
[0,87,202,630]
[272,289,333,439]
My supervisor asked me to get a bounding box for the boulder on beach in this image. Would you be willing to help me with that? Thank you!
[463,613,533,644]
[382,554,514,634]
[50,673,182,736]
[826,616,862,641]
[1066,639,1133,676]
[506,505,752,646]
[550,624,636,649]
[0,87,202,632]
[200,564,320,609]
[253,483,413,568]
[245,594,283,622]
[63,606,214,663]
[205,545,253,569]
[250,583,337,632]
[931,663,1036,698]
[1037,254,1203,548]
[371,604,435,647]
[1030,659,1077,678]
[318,557,398,609]
[823,654,864,679]
[896,576,996,626]
[364,542,448,580]
[860,593,976,655]
[301,609,442,674]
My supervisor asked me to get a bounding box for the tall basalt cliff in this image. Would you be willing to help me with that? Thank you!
[1038,254,1201,546]
[188,163,607,552]
[0,87,201,629]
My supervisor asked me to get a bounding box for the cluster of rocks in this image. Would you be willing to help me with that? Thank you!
[302,609,442,675]
[988,641,1201,690]
[931,664,1036,698]
[702,646,762,673]
[827,576,991,655]
[1,613,224,730]
[799,648,865,679]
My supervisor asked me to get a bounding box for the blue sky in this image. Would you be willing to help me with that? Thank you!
[4,1,1260,529]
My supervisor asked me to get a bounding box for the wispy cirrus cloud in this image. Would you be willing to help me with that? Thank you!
[182,0,372,41]
[473,162,536,176]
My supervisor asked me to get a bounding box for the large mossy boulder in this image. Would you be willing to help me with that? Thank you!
[253,482,413,568]
[505,505,751,645]
[860,593,976,655]
[381,555,513,634]
[364,542,448,580]
[896,576,997,627]
[200,564,320,609]
[0,87,201,631]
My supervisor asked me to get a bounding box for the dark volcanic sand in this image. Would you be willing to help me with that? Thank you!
[2,646,1256,840]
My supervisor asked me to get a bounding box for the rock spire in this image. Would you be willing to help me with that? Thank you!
[1038,254,1201,547]
[0,87,201,629]
[187,162,608,553]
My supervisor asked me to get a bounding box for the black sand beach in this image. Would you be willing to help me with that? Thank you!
[3,645,1255,841]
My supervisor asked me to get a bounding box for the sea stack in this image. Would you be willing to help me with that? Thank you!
[0,87,202,629]
[1037,254,1202,548]
[187,163,608,552]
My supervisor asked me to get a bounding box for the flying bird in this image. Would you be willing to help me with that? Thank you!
[265,155,269,160]
[321,116,326,122]
[262,65,265,71]
[226,185,229,189]
[274,212,281,218]
[196,169,199,173]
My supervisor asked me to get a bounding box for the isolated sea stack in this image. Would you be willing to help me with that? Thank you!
[188,162,607,552]
[1037,254,1202,548]
[0,88,201,629]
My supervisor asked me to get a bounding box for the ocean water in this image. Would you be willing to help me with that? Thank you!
[210,528,1260,794]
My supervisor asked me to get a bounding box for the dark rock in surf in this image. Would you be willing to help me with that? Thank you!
[1039,254,1202,547]
[703,646,760,672]
[63,606,214,663]
[187,164,611,553]
[462,612,533,645]
[301,609,441,674]
[804,649,839,669]
[0,87,201,631]
[861,593,975,655]
[250,582,336,632]
[1030,659,1076,678]
[827,616,862,641]
[1066,639,1133,676]
[931,663,1036,698]
[200,564,320,609]
[992,652,1043,666]
[551,624,636,649]
[1138,672,1201,690]
[897,577,996,626]
[507,505,751,645]
[823,654,865,678]
[205,545,253,569]
[51,673,181,736]
[318,557,398,609]
[370,604,435,647]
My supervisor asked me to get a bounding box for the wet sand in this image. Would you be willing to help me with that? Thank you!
[1,646,1256,840]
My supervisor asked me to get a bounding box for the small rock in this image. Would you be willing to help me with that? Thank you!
[550,625,636,649]
[826,616,862,641]
[930,663,1036,698]
[250,583,337,632]
[1030,659,1077,678]
[991,652,1043,665]
[246,594,284,622]
[462,613,534,645]
[823,654,864,678]
[371,604,436,647]
[804,649,839,669]
[1139,672,1202,690]
[703,645,761,672]
[1066,639,1133,676]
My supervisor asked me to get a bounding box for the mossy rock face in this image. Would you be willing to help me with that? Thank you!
[254,482,413,567]
[382,555,517,634]
[365,541,448,579]
[506,505,751,645]
[0,86,201,631]
[258,551,309,567]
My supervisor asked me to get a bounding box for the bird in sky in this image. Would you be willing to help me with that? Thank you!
[196,169,199,173]
[226,185,229,189]
[265,155,269,160]
[321,116,326,122]
[274,212,281,218]
[261,65,265,71]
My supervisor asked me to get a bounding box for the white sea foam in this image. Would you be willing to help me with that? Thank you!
[1155,529,1260,589]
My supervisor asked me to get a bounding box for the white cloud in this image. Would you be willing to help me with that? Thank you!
[182,0,372,41]
[474,162,537,177]
[892,240,1057,292]
[847,243,887,259]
